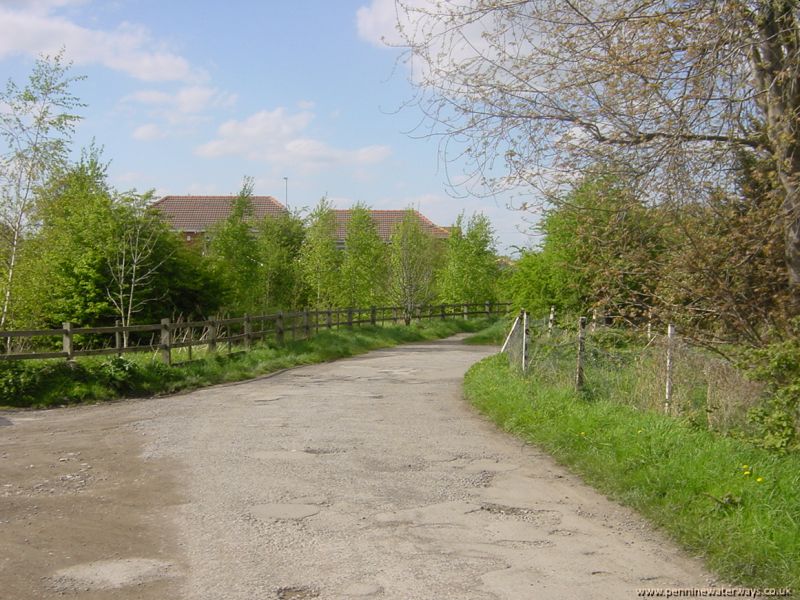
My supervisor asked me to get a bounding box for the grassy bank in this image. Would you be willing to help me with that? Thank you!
[1,318,494,409]
[464,354,800,591]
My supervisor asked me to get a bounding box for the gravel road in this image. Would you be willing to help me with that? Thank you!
[0,335,714,599]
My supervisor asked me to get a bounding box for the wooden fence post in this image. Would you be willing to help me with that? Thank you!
[462,303,468,320]
[485,301,491,316]
[63,322,74,361]
[115,320,122,357]
[276,312,284,344]
[325,309,332,329]
[208,319,217,353]
[370,306,377,326]
[244,314,252,350]
[303,309,311,338]
[347,307,353,328]
[575,316,586,391]
[440,304,446,320]
[665,323,675,414]
[548,306,555,337]
[160,318,172,365]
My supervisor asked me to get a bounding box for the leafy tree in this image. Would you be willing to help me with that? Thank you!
[0,51,84,327]
[504,173,662,321]
[255,210,306,312]
[15,148,113,327]
[388,209,439,322]
[298,197,341,309]
[655,152,792,345]
[19,150,223,334]
[338,203,388,308]
[438,212,498,304]
[394,1,800,286]
[105,191,173,345]
[205,178,261,314]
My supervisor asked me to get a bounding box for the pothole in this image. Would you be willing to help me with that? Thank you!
[250,503,320,521]
[277,585,320,599]
[303,447,342,455]
[49,558,175,591]
[465,470,494,487]
[479,503,562,525]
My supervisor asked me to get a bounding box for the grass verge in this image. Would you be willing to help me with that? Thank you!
[464,353,800,592]
[1,318,495,409]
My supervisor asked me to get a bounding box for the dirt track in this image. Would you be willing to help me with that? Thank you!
[0,336,714,599]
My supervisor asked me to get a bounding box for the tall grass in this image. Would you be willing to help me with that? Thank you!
[464,354,800,592]
[0,318,494,409]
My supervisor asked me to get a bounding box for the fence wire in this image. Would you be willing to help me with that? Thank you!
[501,311,769,436]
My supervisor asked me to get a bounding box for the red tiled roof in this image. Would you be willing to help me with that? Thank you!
[151,196,449,242]
[151,195,287,232]
[333,209,450,242]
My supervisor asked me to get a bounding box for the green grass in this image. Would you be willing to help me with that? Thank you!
[462,316,511,345]
[464,354,800,592]
[0,318,495,409]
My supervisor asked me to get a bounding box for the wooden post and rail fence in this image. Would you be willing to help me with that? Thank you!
[0,302,510,365]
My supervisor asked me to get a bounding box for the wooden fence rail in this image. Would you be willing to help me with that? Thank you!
[0,302,510,364]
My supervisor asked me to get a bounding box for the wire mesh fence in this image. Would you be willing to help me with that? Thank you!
[501,308,769,436]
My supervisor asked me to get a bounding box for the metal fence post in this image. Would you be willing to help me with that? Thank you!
[62,322,74,361]
[160,318,172,365]
[548,306,555,337]
[575,316,586,391]
[522,310,529,374]
[665,323,675,414]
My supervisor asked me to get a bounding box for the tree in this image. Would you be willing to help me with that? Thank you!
[298,197,341,308]
[255,210,306,312]
[438,212,498,304]
[394,1,800,285]
[388,209,439,322]
[105,192,172,346]
[15,148,114,328]
[205,178,262,314]
[0,52,83,327]
[338,203,388,307]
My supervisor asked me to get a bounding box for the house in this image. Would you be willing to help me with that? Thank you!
[151,195,288,243]
[332,209,450,246]
[151,195,450,245]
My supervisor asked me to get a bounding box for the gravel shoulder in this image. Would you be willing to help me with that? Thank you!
[0,336,714,599]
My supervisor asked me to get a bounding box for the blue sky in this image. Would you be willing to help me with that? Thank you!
[0,0,538,253]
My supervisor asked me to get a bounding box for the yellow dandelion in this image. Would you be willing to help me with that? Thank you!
[743,471,751,476]
[637,430,643,434]
[741,464,750,470]
[756,477,765,483]
[580,431,586,436]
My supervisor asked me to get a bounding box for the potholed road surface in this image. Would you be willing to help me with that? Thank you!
[0,335,713,599]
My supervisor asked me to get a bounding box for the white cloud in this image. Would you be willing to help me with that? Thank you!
[132,123,165,141]
[196,107,391,170]
[128,86,237,115]
[0,3,203,82]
